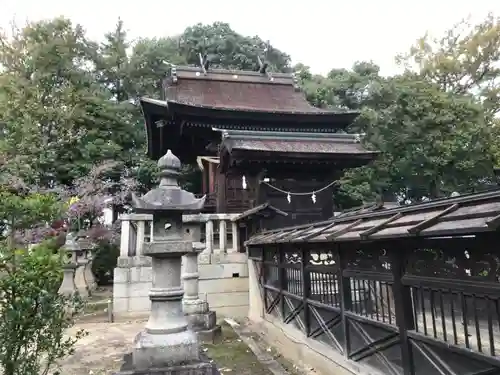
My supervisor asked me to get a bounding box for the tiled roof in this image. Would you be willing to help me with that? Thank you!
[164,66,353,115]
[245,189,500,245]
[219,130,377,156]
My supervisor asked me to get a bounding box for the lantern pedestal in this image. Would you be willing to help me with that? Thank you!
[59,263,78,296]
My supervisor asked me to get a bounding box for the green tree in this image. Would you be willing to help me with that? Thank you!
[178,22,291,72]
[127,37,186,99]
[97,18,129,103]
[0,243,86,375]
[340,73,496,203]
[0,182,85,375]
[0,18,139,188]
[299,61,496,205]
[398,14,500,168]
[398,13,500,117]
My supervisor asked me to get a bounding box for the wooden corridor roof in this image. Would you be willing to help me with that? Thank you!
[245,189,500,245]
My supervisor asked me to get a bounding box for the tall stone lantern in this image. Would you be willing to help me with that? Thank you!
[119,150,217,374]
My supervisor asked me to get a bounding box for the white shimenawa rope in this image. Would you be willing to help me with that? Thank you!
[260,179,338,203]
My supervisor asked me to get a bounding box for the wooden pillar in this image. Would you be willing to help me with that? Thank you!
[248,173,263,208]
[391,248,415,375]
[201,161,207,195]
[338,245,352,357]
[216,167,227,213]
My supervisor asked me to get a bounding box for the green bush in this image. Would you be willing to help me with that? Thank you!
[92,241,119,286]
[0,244,86,375]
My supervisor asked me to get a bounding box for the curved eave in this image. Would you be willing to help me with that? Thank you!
[228,148,379,161]
[166,100,359,128]
[140,97,363,160]
[222,146,378,172]
[140,98,174,159]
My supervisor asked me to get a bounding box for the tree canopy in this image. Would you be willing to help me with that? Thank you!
[0,15,499,214]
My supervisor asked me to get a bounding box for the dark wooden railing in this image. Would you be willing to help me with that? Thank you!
[247,190,500,375]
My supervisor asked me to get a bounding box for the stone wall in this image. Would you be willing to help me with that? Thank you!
[113,251,249,319]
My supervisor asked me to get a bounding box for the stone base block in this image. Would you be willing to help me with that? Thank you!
[183,300,209,315]
[115,353,220,375]
[132,329,199,370]
[196,325,222,344]
[186,310,217,332]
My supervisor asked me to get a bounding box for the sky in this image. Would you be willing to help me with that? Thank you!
[1,1,499,76]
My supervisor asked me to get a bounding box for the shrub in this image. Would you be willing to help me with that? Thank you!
[92,241,120,286]
[0,244,86,375]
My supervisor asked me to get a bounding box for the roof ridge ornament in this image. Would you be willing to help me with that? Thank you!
[256,41,274,82]
[199,53,210,75]
[171,66,178,84]
[292,73,300,92]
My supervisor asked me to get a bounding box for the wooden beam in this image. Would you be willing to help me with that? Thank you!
[325,219,362,240]
[360,212,402,239]
[407,203,460,235]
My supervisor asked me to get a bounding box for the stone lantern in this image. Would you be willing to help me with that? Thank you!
[77,237,97,294]
[58,232,79,297]
[118,150,217,374]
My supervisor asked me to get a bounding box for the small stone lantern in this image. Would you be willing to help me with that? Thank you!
[58,232,79,297]
[120,150,217,374]
[183,220,220,341]
[77,237,97,294]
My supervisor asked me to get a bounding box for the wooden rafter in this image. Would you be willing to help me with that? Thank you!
[284,226,315,242]
[407,203,460,235]
[360,213,402,239]
[300,221,337,241]
[325,219,363,240]
[248,230,281,245]
[273,228,301,242]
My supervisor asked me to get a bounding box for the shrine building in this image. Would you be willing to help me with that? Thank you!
[140,58,377,231]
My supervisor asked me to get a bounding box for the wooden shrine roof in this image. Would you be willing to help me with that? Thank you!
[141,66,361,160]
[219,130,378,157]
[163,66,355,115]
[232,202,288,223]
[245,189,500,245]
